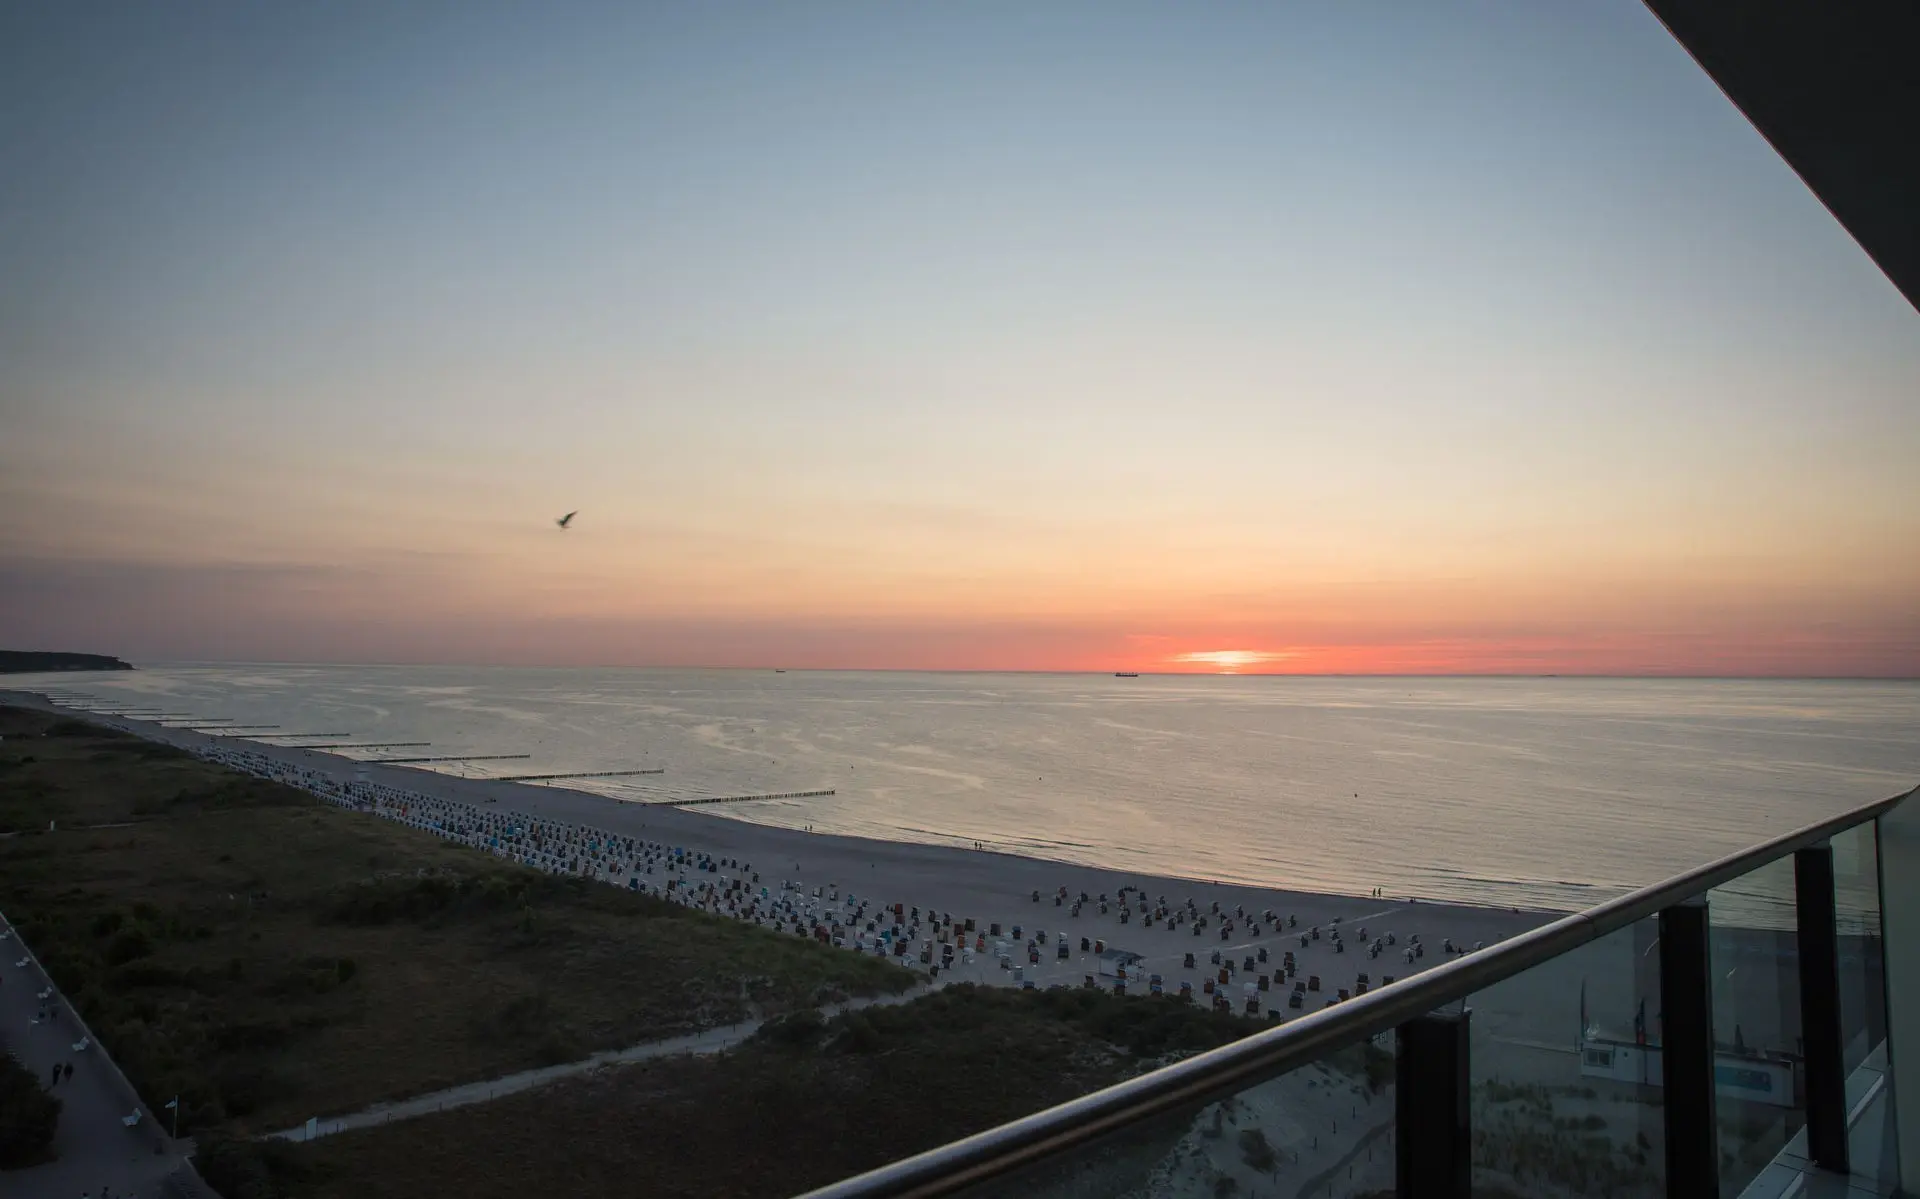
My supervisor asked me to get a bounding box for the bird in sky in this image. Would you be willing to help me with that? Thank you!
[556,511,577,530]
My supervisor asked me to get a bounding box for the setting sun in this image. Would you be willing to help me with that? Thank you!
[1168,650,1295,673]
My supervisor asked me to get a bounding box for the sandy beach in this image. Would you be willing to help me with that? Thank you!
[12,690,1716,1196]
[11,690,1550,1016]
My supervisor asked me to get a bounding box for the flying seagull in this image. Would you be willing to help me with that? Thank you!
[556,511,577,530]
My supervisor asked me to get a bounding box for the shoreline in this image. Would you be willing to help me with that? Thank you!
[4,689,1805,1195]
[25,669,1911,918]
[7,688,1574,913]
[6,691,1553,1009]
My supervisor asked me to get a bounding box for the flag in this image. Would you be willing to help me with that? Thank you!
[1578,980,1587,1042]
[1633,999,1647,1045]
[165,1097,178,1109]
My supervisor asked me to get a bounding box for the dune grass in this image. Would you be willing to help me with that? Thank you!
[0,703,913,1137]
[265,984,1264,1199]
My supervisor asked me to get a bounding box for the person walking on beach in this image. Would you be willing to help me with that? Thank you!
[63,1061,73,1083]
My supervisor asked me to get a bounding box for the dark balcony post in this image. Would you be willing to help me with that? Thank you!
[1794,845,1850,1171]
[1877,797,1920,1190]
[1396,1009,1469,1199]
[1660,898,1719,1197]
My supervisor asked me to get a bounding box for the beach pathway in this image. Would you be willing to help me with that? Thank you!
[260,987,930,1144]
[0,913,193,1199]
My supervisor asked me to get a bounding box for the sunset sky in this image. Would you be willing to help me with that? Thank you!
[4,3,1916,675]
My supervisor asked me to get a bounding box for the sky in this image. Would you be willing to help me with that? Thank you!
[3,2,1916,675]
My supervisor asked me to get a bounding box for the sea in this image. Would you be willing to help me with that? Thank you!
[18,666,1917,914]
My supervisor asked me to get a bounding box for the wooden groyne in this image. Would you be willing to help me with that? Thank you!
[320,742,432,749]
[658,789,836,807]
[492,768,666,782]
[367,754,533,764]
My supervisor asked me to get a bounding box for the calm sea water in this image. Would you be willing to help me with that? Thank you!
[24,666,1918,911]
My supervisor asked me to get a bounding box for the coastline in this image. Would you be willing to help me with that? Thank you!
[7,689,1551,1010]
[22,667,1916,918]
[7,689,1697,1194]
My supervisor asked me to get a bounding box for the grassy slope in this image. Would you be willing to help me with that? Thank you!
[280,985,1265,1199]
[0,704,913,1136]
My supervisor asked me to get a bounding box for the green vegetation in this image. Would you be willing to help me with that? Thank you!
[1356,1040,1394,1093]
[195,1137,327,1199]
[0,651,132,672]
[1237,1127,1276,1172]
[0,704,913,1137]
[260,985,1264,1199]
[1471,1076,1660,1197]
[753,980,1262,1059]
[3,703,1281,1198]
[0,1053,61,1169]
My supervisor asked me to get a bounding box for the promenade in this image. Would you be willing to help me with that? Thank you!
[0,913,190,1199]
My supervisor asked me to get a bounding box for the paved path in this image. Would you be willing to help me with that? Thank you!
[263,986,930,1143]
[0,914,191,1199]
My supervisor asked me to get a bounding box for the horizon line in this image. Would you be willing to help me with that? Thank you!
[17,656,1919,682]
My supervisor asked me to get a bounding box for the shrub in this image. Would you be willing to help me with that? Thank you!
[832,1012,883,1054]
[0,1052,60,1169]
[215,1064,297,1118]
[1360,1042,1394,1093]
[472,993,552,1044]
[195,1137,323,1199]
[105,928,154,966]
[106,960,190,991]
[327,873,517,926]
[755,1010,826,1050]
[259,961,342,998]
[1238,1127,1277,1172]
[197,1139,275,1199]
[211,1018,326,1053]
[533,1031,581,1067]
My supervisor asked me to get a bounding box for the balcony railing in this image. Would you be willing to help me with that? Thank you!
[799,785,1917,1198]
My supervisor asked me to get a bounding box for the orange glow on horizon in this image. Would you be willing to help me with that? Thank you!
[1167,649,1297,673]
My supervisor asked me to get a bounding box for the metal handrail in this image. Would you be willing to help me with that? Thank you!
[797,786,1915,1199]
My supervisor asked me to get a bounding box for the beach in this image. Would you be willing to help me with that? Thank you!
[23,667,1917,918]
[10,689,1759,1196]
[11,689,1547,1016]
